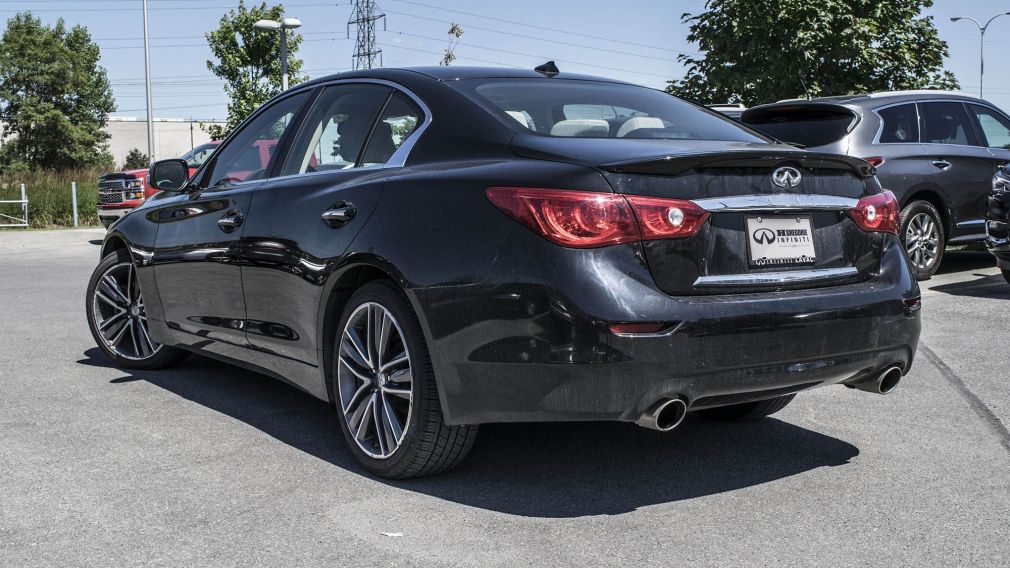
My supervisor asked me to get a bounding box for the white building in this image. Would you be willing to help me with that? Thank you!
[105,117,227,169]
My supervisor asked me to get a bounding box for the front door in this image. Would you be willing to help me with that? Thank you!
[151,90,310,345]
[967,102,1010,172]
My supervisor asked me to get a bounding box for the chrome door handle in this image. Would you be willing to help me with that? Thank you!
[217,211,244,232]
[932,159,952,170]
[321,205,357,227]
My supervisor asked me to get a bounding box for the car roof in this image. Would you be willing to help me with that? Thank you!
[294,66,636,90]
[758,90,982,109]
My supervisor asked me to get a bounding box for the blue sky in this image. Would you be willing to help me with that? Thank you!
[4,0,1010,120]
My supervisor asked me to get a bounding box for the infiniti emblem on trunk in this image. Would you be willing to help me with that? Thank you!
[771,166,802,189]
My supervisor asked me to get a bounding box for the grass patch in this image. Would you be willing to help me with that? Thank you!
[0,170,102,228]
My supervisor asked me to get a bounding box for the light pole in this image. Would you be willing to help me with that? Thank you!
[253,17,302,91]
[951,12,1010,99]
[142,0,154,162]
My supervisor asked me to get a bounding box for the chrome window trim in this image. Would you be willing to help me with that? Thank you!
[693,194,858,212]
[693,267,859,288]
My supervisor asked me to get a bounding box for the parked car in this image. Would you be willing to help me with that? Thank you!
[985,164,1010,283]
[741,91,1010,279]
[97,141,221,228]
[87,66,921,478]
[707,103,747,121]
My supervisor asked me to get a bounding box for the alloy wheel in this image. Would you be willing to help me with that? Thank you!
[337,302,413,459]
[904,212,940,270]
[91,261,161,360]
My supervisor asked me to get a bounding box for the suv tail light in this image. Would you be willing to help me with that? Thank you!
[848,190,899,234]
[863,156,885,168]
[486,187,709,248]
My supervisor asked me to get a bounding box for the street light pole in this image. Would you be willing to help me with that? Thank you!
[253,17,301,92]
[951,13,1010,100]
[142,0,155,163]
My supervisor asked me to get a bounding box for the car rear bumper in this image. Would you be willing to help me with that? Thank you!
[417,235,920,425]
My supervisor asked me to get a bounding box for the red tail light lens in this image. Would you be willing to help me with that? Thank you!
[863,156,885,168]
[486,188,709,248]
[486,187,640,247]
[849,190,899,234]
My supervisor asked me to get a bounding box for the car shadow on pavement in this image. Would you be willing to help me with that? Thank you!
[80,348,859,518]
[934,250,995,276]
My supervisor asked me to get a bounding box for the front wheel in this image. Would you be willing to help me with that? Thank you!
[333,281,478,479]
[900,201,945,281]
[86,250,190,369]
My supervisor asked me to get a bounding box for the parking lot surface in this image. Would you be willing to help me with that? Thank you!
[1,230,1009,567]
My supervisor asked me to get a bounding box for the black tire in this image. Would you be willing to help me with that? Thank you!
[86,249,190,369]
[899,200,945,281]
[332,280,478,479]
[1002,269,1010,286]
[697,394,796,422]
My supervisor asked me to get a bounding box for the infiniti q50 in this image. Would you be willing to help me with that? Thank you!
[87,66,921,478]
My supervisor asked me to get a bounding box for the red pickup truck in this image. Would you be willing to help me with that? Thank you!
[97,141,221,228]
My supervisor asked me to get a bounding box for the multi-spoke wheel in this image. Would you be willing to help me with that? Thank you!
[332,281,478,478]
[899,201,945,280]
[86,250,189,369]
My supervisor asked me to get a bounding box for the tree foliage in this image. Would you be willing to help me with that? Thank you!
[669,0,958,106]
[0,13,115,173]
[205,0,305,138]
[123,148,149,170]
[440,23,464,66]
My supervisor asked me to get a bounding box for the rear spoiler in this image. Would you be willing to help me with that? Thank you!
[600,151,875,178]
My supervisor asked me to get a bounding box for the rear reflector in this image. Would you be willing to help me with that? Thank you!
[902,295,921,312]
[863,156,885,168]
[486,187,709,248]
[848,190,899,234]
[609,322,666,335]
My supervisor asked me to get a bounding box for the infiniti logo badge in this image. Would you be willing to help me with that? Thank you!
[753,228,776,244]
[771,166,802,189]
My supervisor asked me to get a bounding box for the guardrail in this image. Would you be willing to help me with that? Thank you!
[0,183,28,227]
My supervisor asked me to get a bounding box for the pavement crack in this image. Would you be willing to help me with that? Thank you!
[920,342,1010,455]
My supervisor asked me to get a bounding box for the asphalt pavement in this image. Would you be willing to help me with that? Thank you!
[1,229,1008,567]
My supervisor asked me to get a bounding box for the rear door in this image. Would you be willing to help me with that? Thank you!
[239,83,426,365]
[918,101,994,240]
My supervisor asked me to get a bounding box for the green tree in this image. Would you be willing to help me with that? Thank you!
[123,148,149,170]
[669,0,958,106]
[0,13,115,173]
[205,0,305,138]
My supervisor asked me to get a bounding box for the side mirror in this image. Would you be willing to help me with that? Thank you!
[148,159,190,192]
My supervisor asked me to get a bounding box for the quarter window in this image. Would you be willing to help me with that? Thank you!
[969,104,1010,150]
[877,104,919,143]
[918,102,979,146]
[360,91,423,167]
[204,92,308,188]
[280,84,391,176]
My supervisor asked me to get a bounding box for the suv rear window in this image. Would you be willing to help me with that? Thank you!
[741,105,857,148]
[451,79,766,143]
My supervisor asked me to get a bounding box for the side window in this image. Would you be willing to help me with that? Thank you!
[969,104,1010,150]
[360,91,424,167]
[919,101,979,146]
[204,91,308,188]
[280,84,391,176]
[877,104,919,143]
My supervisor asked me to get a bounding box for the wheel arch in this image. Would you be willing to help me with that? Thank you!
[101,232,130,259]
[901,189,949,237]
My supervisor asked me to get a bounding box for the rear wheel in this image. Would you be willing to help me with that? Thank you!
[697,394,796,422]
[900,200,945,280]
[333,281,478,479]
[86,250,189,369]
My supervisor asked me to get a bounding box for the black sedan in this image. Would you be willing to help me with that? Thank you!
[87,66,921,478]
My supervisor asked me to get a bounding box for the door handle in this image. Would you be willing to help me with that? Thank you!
[932,159,952,170]
[321,205,357,227]
[217,211,244,232]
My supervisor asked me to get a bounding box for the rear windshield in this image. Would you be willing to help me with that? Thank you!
[451,79,767,143]
[742,105,857,148]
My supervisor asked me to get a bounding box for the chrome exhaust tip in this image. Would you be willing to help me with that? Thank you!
[636,398,688,432]
[855,365,903,395]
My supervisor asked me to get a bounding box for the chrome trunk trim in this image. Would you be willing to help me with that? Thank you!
[693,267,859,287]
[693,194,858,212]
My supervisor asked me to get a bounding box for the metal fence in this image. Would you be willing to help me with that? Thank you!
[0,183,28,227]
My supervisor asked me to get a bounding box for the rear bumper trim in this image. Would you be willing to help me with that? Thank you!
[693,193,858,212]
[693,266,859,287]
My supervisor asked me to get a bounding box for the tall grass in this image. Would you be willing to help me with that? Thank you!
[0,170,102,228]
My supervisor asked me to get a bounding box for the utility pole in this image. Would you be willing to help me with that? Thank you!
[142,0,155,163]
[347,0,386,70]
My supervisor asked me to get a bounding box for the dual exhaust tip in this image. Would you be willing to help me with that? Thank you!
[855,365,903,395]
[636,397,688,432]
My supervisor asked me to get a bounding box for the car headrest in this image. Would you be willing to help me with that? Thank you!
[549,119,609,137]
[616,116,665,137]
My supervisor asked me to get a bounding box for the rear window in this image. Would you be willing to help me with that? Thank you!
[742,105,857,148]
[451,79,766,143]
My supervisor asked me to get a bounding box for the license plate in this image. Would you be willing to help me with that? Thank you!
[746,215,816,267]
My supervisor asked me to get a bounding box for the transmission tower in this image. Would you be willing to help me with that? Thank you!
[347,0,386,70]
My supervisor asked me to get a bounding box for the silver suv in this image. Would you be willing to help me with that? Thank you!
[742,91,1010,279]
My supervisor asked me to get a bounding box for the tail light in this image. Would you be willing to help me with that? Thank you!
[848,190,899,234]
[863,156,885,168]
[486,187,709,248]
